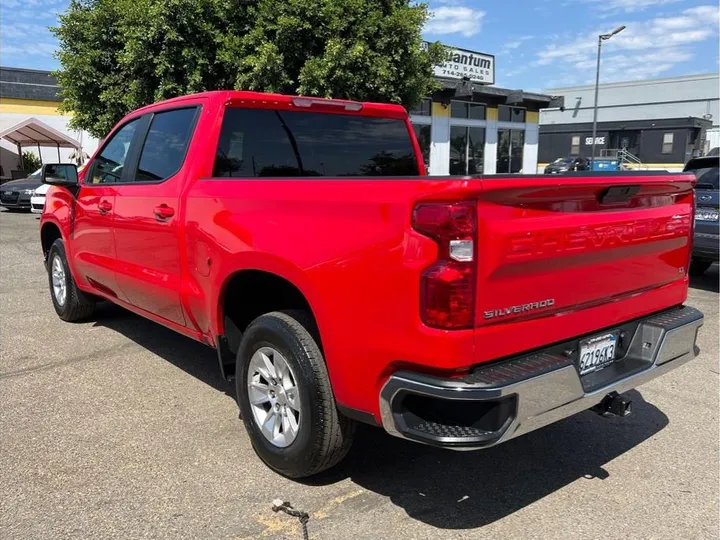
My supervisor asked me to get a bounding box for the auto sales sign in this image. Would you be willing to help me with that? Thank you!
[424,42,495,85]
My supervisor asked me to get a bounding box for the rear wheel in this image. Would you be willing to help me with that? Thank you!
[235,310,355,478]
[689,259,713,276]
[47,239,96,321]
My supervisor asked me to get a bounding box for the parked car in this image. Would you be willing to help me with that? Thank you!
[544,156,589,173]
[0,168,42,210]
[39,91,704,478]
[31,183,50,214]
[684,155,719,275]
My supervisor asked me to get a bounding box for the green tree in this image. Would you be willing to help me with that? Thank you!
[21,151,43,173]
[53,0,444,139]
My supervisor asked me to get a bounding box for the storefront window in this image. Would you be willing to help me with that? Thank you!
[498,106,526,123]
[497,129,524,173]
[451,101,486,120]
[412,124,431,170]
[450,126,485,175]
[410,98,432,117]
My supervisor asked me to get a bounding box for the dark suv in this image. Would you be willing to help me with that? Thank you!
[544,156,589,174]
[685,156,719,275]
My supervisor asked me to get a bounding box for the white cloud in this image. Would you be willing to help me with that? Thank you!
[425,6,485,38]
[583,0,682,14]
[1,23,53,39]
[501,35,535,52]
[535,4,719,82]
[3,0,65,6]
[1,42,57,57]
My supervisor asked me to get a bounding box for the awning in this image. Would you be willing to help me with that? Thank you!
[0,117,81,149]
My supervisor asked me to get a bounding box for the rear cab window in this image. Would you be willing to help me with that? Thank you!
[213,108,419,177]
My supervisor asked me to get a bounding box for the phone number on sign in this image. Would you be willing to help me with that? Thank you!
[440,69,491,82]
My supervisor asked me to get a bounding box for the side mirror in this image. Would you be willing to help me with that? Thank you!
[42,163,78,186]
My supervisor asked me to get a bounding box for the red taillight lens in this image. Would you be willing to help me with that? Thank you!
[412,202,477,329]
[412,203,476,245]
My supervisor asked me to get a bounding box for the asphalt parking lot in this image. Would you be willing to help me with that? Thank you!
[1,208,718,540]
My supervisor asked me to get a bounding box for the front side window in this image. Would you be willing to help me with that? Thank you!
[214,108,418,177]
[662,132,674,154]
[88,119,139,184]
[136,108,198,182]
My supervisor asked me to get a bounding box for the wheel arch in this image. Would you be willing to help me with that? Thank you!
[40,221,63,262]
[214,265,325,379]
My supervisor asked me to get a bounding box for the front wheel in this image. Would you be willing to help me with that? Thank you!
[47,239,96,321]
[235,310,355,478]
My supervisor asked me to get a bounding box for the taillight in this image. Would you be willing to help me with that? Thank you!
[412,202,476,329]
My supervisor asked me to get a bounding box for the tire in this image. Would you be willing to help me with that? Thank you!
[689,259,713,276]
[235,310,355,478]
[47,238,96,322]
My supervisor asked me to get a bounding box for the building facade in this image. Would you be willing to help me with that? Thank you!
[0,66,99,180]
[539,73,719,171]
[410,83,555,176]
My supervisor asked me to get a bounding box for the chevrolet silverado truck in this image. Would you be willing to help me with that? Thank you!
[39,91,704,478]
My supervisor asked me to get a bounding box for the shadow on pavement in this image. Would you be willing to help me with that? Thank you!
[307,390,668,529]
[90,302,234,398]
[88,302,669,530]
[689,263,719,293]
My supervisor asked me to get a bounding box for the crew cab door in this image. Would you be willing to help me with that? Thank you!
[72,118,142,298]
[111,106,200,325]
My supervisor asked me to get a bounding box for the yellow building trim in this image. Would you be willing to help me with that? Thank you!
[486,107,498,121]
[0,98,65,116]
[526,111,539,124]
[431,102,449,117]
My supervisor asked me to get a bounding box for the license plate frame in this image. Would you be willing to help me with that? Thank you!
[578,333,618,376]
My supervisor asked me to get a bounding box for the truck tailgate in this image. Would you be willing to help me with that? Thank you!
[473,173,695,338]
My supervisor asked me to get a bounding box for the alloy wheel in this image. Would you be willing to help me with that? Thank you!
[247,346,301,448]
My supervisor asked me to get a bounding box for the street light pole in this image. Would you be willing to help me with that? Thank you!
[590,25,625,170]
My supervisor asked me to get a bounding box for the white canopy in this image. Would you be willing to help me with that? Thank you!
[0,117,81,149]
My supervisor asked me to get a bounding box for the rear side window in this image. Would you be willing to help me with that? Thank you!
[213,108,418,177]
[136,107,197,182]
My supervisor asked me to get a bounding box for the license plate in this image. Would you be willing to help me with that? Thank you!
[696,209,719,222]
[578,333,617,375]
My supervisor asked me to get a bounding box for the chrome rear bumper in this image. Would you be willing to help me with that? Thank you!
[379,306,703,450]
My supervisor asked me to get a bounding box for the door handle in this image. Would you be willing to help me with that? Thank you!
[98,200,113,214]
[154,204,175,220]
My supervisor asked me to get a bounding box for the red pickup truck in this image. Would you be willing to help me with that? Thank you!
[39,91,703,478]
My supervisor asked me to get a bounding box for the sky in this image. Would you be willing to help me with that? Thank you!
[0,0,718,93]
